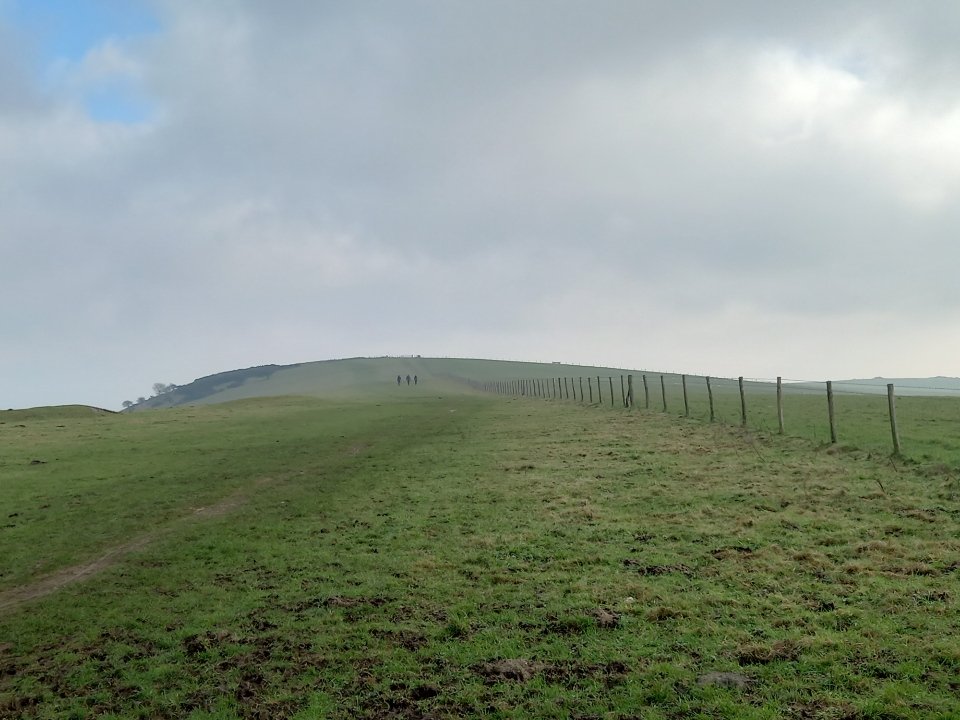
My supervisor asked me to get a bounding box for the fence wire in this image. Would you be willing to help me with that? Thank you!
[465,371,960,464]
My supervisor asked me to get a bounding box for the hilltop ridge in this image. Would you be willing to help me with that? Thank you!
[126,357,640,410]
[124,358,960,411]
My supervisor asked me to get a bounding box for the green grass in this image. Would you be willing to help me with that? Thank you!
[491,371,960,465]
[2,392,959,718]
[129,355,960,464]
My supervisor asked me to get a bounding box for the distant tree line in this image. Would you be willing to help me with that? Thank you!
[121,382,178,409]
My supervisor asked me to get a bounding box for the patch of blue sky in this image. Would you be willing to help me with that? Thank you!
[84,78,153,124]
[2,0,160,123]
[3,0,159,62]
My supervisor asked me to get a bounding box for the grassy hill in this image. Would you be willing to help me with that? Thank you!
[2,391,958,718]
[132,357,652,410]
[1,405,116,421]
[121,357,960,462]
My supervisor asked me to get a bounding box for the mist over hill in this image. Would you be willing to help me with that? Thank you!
[126,356,637,410]
[126,357,960,411]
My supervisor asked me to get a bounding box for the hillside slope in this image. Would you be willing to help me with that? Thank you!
[131,357,645,410]
[131,358,960,411]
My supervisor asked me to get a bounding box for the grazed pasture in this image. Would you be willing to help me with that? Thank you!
[1,391,958,718]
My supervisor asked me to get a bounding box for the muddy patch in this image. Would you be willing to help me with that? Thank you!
[370,628,428,651]
[590,607,620,629]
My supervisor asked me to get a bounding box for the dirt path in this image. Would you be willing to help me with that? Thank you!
[0,480,270,616]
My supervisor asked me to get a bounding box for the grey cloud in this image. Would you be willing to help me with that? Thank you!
[4,1,960,407]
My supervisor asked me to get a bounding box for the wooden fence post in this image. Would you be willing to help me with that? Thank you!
[578,377,584,403]
[660,375,667,412]
[706,376,715,422]
[682,375,689,417]
[597,376,603,405]
[627,374,634,408]
[562,377,568,400]
[643,375,649,409]
[887,383,902,456]
[588,377,593,403]
[620,375,626,407]
[609,377,615,407]
[776,377,784,434]
[826,380,837,444]
[738,376,747,427]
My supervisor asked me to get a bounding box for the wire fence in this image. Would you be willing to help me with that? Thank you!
[461,371,960,465]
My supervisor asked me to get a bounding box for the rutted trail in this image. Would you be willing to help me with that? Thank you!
[0,478,271,616]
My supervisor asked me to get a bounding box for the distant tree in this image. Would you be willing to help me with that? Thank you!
[137,396,147,403]
[152,382,178,396]
[122,400,133,409]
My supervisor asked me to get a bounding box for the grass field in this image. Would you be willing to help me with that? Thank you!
[484,372,960,465]
[131,357,960,465]
[2,387,959,718]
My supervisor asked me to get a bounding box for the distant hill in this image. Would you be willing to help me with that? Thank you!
[128,359,960,411]
[127,357,649,410]
[2,405,116,421]
[792,377,960,397]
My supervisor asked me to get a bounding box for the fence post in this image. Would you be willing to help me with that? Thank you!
[588,377,593,403]
[578,377,584,403]
[643,375,649,409]
[706,376,715,422]
[682,375,689,417]
[597,376,603,405]
[620,375,626,407]
[627,374,634,408]
[738,376,747,427]
[826,380,837,444]
[563,377,569,400]
[776,377,784,434]
[887,383,902,456]
[660,375,667,412]
[609,377,615,407]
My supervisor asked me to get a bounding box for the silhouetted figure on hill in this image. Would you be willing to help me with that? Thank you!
[406,374,411,385]
[414,375,418,385]
[397,375,402,385]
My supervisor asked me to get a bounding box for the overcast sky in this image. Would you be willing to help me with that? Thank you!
[3,1,960,409]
